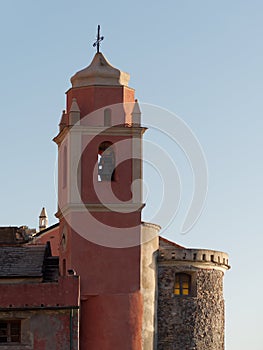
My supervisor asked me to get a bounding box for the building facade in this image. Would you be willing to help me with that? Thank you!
[0,49,230,350]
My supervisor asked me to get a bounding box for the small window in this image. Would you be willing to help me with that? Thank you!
[174,273,191,296]
[98,141,115,181]
[104,109,111,127]
[63,259,66,276]
[0,320,21,343]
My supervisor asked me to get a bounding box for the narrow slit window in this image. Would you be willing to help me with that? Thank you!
[98,142,115,182]
[63,259,66,276]
[174,273,191,296]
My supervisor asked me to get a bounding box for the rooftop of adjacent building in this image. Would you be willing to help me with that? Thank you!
[0,226,59,282]
[0,226,35,245]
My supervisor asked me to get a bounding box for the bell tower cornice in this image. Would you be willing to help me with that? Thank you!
[53,125,147,146]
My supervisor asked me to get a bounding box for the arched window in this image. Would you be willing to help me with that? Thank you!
[98,141,115,181]
[63,146,67,188]
[104,108,112,127]
[174,273,191,296]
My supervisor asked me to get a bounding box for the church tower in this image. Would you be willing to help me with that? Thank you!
[39,207,48,231]
[51,29,230,349]
[53,39,148,349]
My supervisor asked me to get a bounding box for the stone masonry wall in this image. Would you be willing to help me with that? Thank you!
[158,265,225,350]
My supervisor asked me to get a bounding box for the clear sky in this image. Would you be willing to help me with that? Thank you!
[0,1,262,349]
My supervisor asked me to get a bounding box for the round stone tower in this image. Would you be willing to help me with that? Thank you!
[157,237,230,350]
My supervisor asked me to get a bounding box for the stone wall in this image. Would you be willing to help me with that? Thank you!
[158,265,225,350]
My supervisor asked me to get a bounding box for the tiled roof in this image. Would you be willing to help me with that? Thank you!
[0,245,46,277]
[159,236,186,249]
[34,222,59,237]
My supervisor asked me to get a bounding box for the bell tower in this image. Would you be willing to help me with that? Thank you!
[54,46,146,349]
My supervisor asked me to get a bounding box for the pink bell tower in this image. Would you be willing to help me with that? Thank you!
[54,41,146,349]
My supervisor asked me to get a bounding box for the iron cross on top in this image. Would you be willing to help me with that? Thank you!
[93,25,104,53]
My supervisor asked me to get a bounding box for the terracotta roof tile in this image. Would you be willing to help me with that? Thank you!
[159,236,186,249]
[0,245,46,277]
